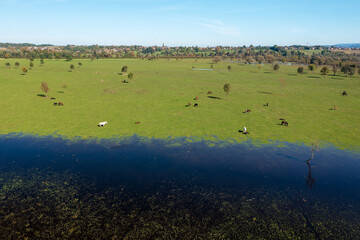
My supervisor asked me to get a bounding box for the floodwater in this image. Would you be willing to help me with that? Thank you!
[0,135,359,239]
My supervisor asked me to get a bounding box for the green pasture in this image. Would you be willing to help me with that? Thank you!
[0,58,359,149]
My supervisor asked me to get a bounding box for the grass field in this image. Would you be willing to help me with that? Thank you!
[0,58,359,149]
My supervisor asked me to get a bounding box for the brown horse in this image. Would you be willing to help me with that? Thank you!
[281,120,288,126]
[243,109,251,113]
[185,103,191,107]
[58,102,64,106]
[135,121,140,124]
[194,96,199,100]
[207,91,213,95]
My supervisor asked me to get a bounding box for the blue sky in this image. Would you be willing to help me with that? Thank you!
[1,0,359,46]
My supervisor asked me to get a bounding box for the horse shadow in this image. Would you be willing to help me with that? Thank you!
[37,94,46,97]
[207,96,221,100]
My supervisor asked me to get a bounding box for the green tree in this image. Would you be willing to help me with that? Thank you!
[5,62,10,67]
[29,57,34,62]
[29,62,34,68]
[358,68,360,75]
[22,67,28,74]
[128,72,134,80]
[308,64,316,72]
[78,62,82,66]
[15,62,20,67]
[40,59,44,64]
[121,65,128,73]
[341,65,351,77]
[320,67,329,78]
[40,82,50,97]
[223,83,231,100]
[348,67,356,77]
[297,67,304,74]
[273,64,280,71]
[70,64,75,70]
[227,65,232,71]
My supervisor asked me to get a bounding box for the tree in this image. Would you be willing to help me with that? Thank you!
[121,65,128,73]
[245,56,253,64]
[223,83,231,100]
[297,67,304,74]
[70,64,75,70]
[332,65,338,76]
[30,57,34,62]
[40,59,44,64]
[40,82,50,97]
[128,72,134,80]
[210,64,213,69]
[62,83,68,94]
[348,67,356,77]
[256,55,265,64]
[320,66,329,78]
[5,62,10,67]
[213,56,221,64]
[15,62,20,67]
[341,65,351,77]
[227,65,232,71]
[308,64,316,72]
[78,62,82,66]
[358,68,360,75]
[22,67,28,74]
[29,62,34,68]
[273,64,280,71]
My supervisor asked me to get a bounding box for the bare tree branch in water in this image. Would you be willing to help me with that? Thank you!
[306,143,319,189]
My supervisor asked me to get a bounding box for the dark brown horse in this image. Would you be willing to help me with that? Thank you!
[207,91,213,95]
[281,120,288,126]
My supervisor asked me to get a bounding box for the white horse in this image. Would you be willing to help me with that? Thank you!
[99,121,108,127]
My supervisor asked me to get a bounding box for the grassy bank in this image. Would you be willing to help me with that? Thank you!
[0,58,359,149]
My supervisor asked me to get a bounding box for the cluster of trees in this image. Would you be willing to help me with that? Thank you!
[1,43,359,66]
[295,64,359,77]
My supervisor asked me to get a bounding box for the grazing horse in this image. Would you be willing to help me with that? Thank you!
[334,105,338,110]
[98,121,107,127]
[281,121,288,126]
[342,91,347,96]
[185,103,191,107]
[194,103,198,107]
[53,102,58,106]
[207,91,213,95]
[135,121,140,124]
[194,96,199,100]
[58,102,64,106]
[243,109,251,113]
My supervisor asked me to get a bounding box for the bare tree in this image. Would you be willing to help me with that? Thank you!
[62,83,68,94]
[332,65,338,76]
[40,82,50,97]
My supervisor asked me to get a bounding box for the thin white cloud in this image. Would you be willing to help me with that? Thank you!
[195,19,240,36]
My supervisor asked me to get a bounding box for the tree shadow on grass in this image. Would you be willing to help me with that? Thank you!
[57,91,64,93]
[207,96,221,100]
[37,94,46,97]
[258,91,272,94]
[330,77,344,80]
[264,71,272,74]
[307,76,320,79]
[288,73,297,76]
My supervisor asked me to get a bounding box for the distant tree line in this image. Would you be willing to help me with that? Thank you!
[0,43,359,66]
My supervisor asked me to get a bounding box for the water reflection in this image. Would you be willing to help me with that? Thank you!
[306,143,319,189]
[0,135,359,239]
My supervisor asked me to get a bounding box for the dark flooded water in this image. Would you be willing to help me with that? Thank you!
[0,135,359,239]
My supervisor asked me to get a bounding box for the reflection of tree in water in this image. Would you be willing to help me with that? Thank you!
[306,143,319,189]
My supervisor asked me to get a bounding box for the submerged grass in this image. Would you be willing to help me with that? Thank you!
[0,58,359,149]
